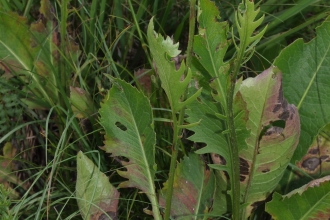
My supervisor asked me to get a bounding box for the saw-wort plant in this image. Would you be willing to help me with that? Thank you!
[1,0,330,219]
[76,0,330,219]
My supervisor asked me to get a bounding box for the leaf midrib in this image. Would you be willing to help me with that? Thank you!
[125,90,156,197]
[297,38,330,110]
[300,188,330,219]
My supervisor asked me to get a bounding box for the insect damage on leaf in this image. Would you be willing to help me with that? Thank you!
[239,66,300,218]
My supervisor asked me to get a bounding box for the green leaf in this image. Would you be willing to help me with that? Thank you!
[274,16,330,163]
[76,151,119,220]
[193,0,230,108]
[186,91,229,162]
[186,85,249,216]
[266,176,330,219]
[159,154,215,219]
[99,79,160,218]
[235,0,267,52]
[238,66,300,218]
[147,18,202,112]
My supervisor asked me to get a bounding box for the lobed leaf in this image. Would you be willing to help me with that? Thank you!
[159,154,215,219]
[266,175,330,219]
[99,78,159,217]
[274,16,330,163]
[147,18,201,112]
[186,85,249,216]
[76,151,119,220]
[238,66,300,218]
[235,0,267,52]
[193,0,230,108]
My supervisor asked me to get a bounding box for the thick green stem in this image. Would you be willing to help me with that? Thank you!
[228,35,249,220]
[164,1,196,218]
[227,64,242,220]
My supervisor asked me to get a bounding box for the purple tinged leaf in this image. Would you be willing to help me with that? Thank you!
[159,154,215,219]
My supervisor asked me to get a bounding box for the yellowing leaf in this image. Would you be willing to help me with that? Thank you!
[159,154,215,219]
[70,86,94,118]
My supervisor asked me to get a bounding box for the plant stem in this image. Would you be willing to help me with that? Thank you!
[227,61,241,220]
[185,0,196,68]
[164,113,179,220]
[227,13,252,220]
[164,0,196,219]
[227,18,254,220]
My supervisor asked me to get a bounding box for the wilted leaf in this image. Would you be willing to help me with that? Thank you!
[238,66,300,218]
[76,151,119,220]
[266,175,330,219]
[159,154,215,219]
[70,86,95,118]
[99,79,160,218]
[274,16,330,163]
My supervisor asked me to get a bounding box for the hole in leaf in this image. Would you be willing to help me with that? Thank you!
[262,169,270,173]
[115,121,127,131]
[271,120,285,128]
[259,120,286,140]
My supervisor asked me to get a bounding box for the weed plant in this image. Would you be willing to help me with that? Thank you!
[0,0,329,219]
